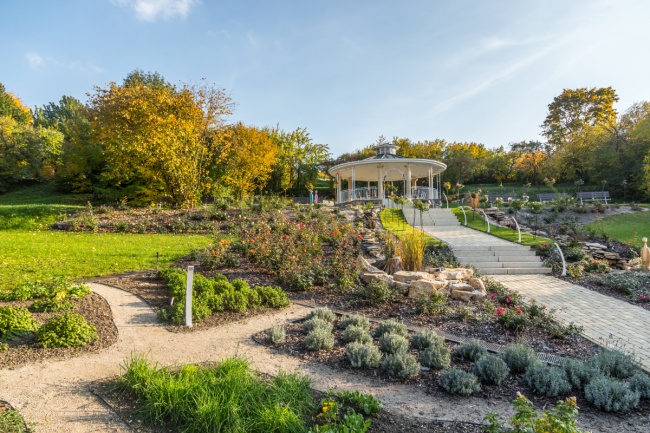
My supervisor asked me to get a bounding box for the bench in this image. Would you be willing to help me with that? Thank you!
[487,194,518,206]
[577,191,610,204]
[536,193,568,203]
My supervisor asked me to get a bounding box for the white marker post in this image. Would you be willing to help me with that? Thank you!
[185,266,194,327]
[480,209,491,233]
[512,217,522,243]
[460,206,467,226]
[555,244,567,277]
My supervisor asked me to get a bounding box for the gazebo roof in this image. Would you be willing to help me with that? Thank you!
[328,144,446,181]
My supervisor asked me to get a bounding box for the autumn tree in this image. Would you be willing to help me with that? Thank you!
[541,87,618,151]
[217,123,277,199]
[88,70,233,207]
[0,85,63,192]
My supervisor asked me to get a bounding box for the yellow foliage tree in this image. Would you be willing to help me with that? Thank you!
[219,123,277,199]
[88,71,233,207]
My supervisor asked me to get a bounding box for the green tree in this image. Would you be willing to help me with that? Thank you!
[541,87,618,151]
[0,83,32,124]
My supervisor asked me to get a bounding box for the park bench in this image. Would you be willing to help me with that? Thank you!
[488,194,518,206]
[577,191,610,204]
[536,192,568,203]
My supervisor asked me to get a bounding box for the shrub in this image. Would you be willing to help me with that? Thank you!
[222,289,248,312]
[36,313,98,348]
[629,372,650,398]
[411,329,443,350]
[456,339,487,362]
[303,317,334,334]
[474,354,509,385]
[496,307,531,332]
[31,297,74,313]
[306,307,336,323]
[584,375,640,412]
[359,280,395,304]
[567,263,584,278]
[600,272,650,297]
[381,353,420,379]
[590,349,638,379]
[373,319,407,338]
[524,363,571,397]
[0,306,39,340]
[560,357,597,390]
[343,325,372,344]
[439,369,481,396]
[339,314,370,330]
[421,343,451,370]
[346,342,382,368]
[501,343,538,374]
[305,328,335,351]
[255,285,290,308]
[267,325,286,345]
[415,292,448,315]
[379,333,409,355]
[334,390,383,417]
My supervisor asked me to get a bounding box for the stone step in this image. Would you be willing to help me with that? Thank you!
[455,255,541,263]
[454,250,537,257]
[474,262,545,269]
[478,267,552,275]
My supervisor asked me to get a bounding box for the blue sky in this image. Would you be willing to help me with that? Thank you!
[2,0,649,157]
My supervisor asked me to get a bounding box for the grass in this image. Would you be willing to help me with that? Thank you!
[451,208,553,248]
[0,408,29,433]
[0,231,210,288]
[584,205,650,250]
[379,208,439,246]
[118,354,315,433]
[0,184,88,230]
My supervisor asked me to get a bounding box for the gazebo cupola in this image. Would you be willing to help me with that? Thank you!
[328,142,447,205]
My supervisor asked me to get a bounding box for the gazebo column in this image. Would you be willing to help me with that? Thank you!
[351,167,356,199]
[377,165,384,200]
[336,174,341,203]
[405,164,412,199]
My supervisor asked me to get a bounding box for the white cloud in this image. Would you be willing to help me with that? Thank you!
[113,0,198,22]
[25,52,45,69]
[246,32,259,48]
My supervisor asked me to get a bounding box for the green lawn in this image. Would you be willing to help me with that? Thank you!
[379,208,439,245]
[584,205,650,250]
[451,208,552,248]
[0,184,88,230]
[0,230,210,288]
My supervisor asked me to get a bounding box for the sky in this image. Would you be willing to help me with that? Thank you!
[2,0,650,157]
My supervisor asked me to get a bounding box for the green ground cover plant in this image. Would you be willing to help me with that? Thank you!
[157,268,289,324]
[379,208,438,245]
[35,312,98,348]
[0,407,30,433]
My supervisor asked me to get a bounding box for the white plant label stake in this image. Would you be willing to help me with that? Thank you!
[186,265,194,327]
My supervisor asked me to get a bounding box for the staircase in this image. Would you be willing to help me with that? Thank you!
[400,205,551,275]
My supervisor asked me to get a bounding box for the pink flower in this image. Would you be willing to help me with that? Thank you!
[496,308,506,317]
[506,297,513,304]
[490,293,497,300]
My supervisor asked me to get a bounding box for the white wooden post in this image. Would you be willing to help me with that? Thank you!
[443,192,449,209]
[460,206,467,226]
[185,266,194,327]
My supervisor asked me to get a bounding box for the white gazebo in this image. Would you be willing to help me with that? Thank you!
[328,143,447,205]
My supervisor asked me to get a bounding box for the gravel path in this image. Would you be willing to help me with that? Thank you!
[0,283,644,432]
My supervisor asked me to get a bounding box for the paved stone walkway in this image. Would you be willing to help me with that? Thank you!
[422,223,650,372]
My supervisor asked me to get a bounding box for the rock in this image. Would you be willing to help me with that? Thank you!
[604,252,620,260]
[468,277,486,293]
[357,256,383,274]
[393,281,410,291]
[393,271,432,283]
[362,273,394,286]
[433,267,474,281]
[585,242,607,250]
[408,280,449,298]
[450,282,486,301]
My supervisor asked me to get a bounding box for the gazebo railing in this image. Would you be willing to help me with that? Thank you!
[412,186,438,200]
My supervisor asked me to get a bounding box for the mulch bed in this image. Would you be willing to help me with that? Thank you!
[0,293,118,370]
[253,320,650,428]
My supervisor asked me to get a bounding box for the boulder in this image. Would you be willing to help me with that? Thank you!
[468,277,486,293]
[362,273,394,286]
[432,267,474,281]
[408,279,449,298]
[450,282,486,301]
[393,271,432,283]
[357,256,384,274]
